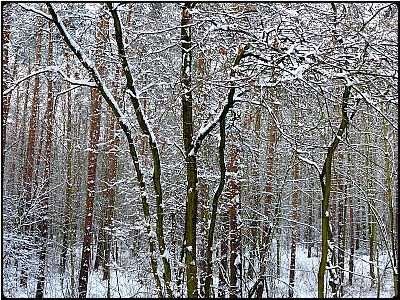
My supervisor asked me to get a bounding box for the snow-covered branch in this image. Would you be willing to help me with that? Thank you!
[18,4,53,21]
[46,3,127,126]
[3,66,96,97]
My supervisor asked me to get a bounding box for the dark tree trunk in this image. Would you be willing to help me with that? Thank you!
[181,3,199,297]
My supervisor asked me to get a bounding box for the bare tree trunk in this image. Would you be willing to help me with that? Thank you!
[181,3,198,297]
[318,86,351,298]
[103,104,119,281]
[78,85,102,297]
[23,22,43,234]
[382,104,398,297]
[218,215,229,298]
[288,152,299,298]
[348,179,355,286]
[256,101,277,298]
[198,181,208,297]
[77,15,105,297]
[2,3,12,192]
[228,142,242,298]
[307,194,314,258]
[60,50,72,273]
[336,152,345,296]
[36,24,54,298]
[20,22,44,287]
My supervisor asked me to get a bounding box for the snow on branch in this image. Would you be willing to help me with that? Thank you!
[298,155,321,174]
[188,100,229,157]
[46,3,129,130]
[3,66,96,97]
[18,4,53,21]
[108,4,160,149]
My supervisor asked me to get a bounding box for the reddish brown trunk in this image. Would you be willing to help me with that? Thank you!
[77,14,105,297]
[78,86,102,298]
[23,25,44,234]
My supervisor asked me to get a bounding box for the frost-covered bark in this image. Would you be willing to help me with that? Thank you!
[180,3,198,297]
[2,3,12,191]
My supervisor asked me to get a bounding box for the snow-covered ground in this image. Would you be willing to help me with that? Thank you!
[2,245,395,298]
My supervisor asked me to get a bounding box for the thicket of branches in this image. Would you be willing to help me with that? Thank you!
[2,2,398,298]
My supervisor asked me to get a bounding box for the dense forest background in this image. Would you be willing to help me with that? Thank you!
[2,2,398,298]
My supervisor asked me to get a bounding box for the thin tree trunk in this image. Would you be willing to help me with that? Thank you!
[348,173,355,286]
[60,50,72,273]
[2,3,12,192]
[94,211,106,271]
[382,104,398,297]
[204,44,247,298]
[307,194,314,258]
[318,86,351,298]
[228,142,241,298]
[23,23,43,235]
[288,152,299,298]
[365,130,376,285]
[106,5,173,296]
[198,181,207,298]
[20,23,44,287]
[257,101,277,297]
[218,215,229,298]
[336,152,346,296]
[36,25,55,298]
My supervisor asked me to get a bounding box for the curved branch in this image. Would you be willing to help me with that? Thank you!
[2,66,96,97]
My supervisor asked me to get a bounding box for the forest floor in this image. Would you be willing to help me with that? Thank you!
[2,244,395,298]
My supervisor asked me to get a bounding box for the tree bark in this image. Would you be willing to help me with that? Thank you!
[288,152,299,298]
[103,91,120,281]
[228,142,242,298]
[2,3,12,192]
[318,86,351,298]
[382,104,398,297]
[36,24,55,298]
[23,22,43,235]
[336,152,346,296]
[181,3,198,297]
[77,15,105,298]
[348,175,355,286]
[60,50,72,273]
